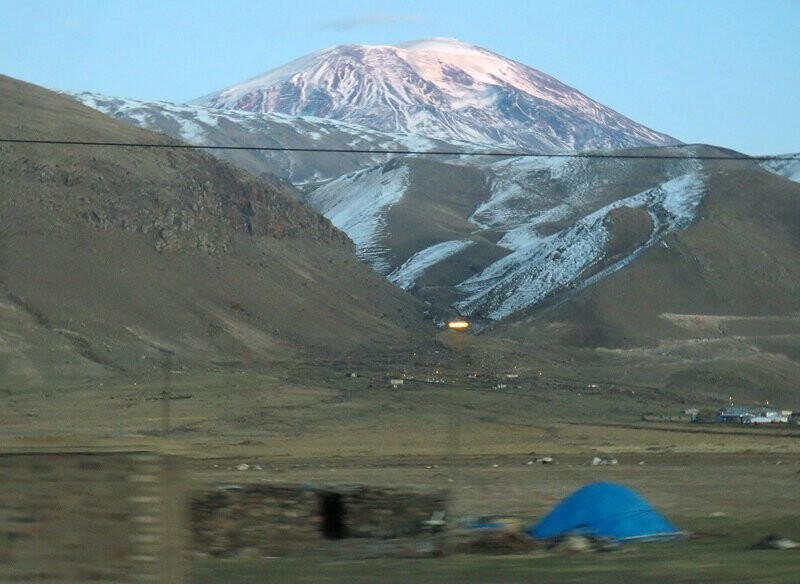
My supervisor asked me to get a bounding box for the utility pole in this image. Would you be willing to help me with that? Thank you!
[161,351,173,436]
[445,320,469,521]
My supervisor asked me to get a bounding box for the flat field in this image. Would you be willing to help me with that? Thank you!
[3,350,799,583]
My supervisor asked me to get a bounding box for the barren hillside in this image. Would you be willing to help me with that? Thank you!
[0,75,432,387]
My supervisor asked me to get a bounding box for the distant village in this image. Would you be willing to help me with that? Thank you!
[375,368,799,427]
[643,405,799,425]
[713,406,795,425]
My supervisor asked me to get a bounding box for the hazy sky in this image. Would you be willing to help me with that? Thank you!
[1,0,798,154]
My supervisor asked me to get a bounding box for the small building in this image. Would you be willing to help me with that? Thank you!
[388,378,404,388]
[752,408,790,423]
[716,406,752,423]
[742,415,772,425]
[750,408,792,424]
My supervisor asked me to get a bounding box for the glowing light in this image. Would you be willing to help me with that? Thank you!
[447,320,469,330]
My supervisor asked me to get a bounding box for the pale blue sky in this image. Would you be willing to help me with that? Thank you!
[1,0,798,155]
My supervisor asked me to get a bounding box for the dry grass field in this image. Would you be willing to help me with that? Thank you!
[3,334,799,582]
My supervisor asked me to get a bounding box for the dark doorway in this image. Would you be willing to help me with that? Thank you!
[320,492,346,539]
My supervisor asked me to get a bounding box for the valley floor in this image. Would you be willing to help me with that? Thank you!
[3,354,799,582]
[188,451,800,583]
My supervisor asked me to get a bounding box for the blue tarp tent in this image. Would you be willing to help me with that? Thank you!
[527,482,680,542]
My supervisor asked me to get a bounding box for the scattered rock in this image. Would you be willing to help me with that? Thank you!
[453,530,538,555]
[591,456,618,466]
[528,456,554,465]
[751,534,799,550]
[547,534,620,554]
[548,535,592,553]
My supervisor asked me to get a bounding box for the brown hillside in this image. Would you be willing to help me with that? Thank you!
[541,159,800,347]
[0,75,431,387]
[490,153,800,401]
[382,157,490,266]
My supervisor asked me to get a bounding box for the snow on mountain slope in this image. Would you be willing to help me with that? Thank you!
[388,239,475,290]
[469,152,694,248]
[68,91,466,186]
[469,156,602,231]
[301,144,707,323]
[73,91,263,144]
[197,38,679,152]
[761,156,800,182]
[307,161,410,272]
[454,171,705,320]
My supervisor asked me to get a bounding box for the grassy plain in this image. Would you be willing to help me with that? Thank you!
[3,339,800,583]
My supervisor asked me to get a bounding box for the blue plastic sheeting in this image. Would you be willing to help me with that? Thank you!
[527,482,679,542]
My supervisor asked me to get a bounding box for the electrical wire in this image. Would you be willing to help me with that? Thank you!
[0,137,797,161]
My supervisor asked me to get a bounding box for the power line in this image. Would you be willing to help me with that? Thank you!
[0,137,798,161]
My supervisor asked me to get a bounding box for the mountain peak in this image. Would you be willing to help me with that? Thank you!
[395,37,480,52]
[196,40,678,152]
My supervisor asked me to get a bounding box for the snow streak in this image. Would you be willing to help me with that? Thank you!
[307,164,410,273]
[761,158,800,183]
[454,171,706,320]
[388,240,475,289]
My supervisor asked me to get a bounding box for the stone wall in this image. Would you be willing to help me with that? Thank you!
[0,443,187,583]
[191,484,320,557]
[339,485,446,538]
[190,483,447,557]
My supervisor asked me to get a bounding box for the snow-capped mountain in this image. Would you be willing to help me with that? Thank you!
[65,44,800,335]
[196,38,679,152]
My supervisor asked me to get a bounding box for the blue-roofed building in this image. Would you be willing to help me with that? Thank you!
[716,406,752,423]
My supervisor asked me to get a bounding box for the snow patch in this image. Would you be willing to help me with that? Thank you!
[469,156,582,230]
[388,240,475,289]
[308,164,410,273]
[761,157,800,183]
[175,118,205,144]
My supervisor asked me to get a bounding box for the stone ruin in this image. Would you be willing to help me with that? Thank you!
[190,482,447,557]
